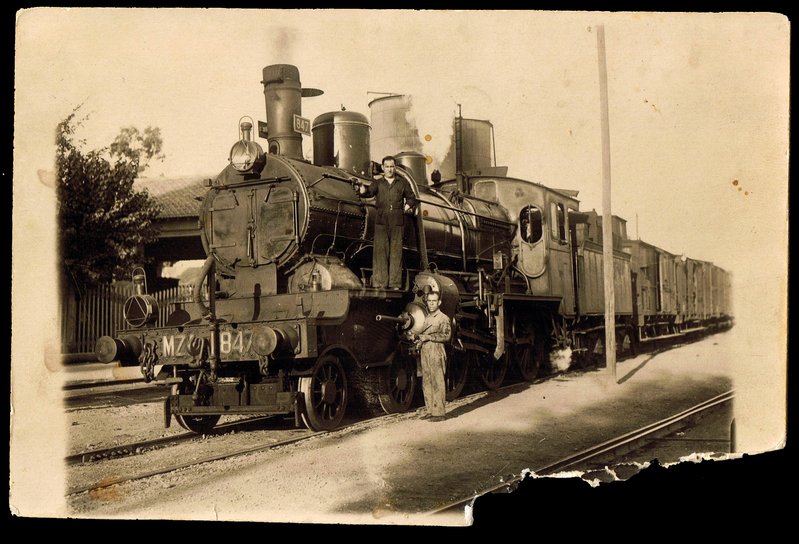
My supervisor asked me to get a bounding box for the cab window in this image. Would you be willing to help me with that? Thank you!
[519,205,543,244]
[550,202,566,243]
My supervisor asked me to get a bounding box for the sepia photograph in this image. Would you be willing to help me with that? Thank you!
[11,9,789,526]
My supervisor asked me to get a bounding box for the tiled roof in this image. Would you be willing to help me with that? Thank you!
[134,175,213,220]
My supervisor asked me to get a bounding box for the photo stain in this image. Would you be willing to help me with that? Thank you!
[424,134,432,142]
[425,155,433,164]
[88,477,124,502]
[37,169,55,188]
[732,180,749,195]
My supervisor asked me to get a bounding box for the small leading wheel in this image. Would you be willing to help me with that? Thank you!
[445,349,468,401]
[175,414,221,434]
[172,381,221,434]
[299,354,348,431]
[476,350,508,391]
[378,353,416,414]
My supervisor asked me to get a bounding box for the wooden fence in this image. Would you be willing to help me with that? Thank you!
[63,283,197,354]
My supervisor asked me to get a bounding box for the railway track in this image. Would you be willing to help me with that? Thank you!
[66,382,527,497]
[66,343,728,501]
[426,389,735,517]
[65,415,279,465]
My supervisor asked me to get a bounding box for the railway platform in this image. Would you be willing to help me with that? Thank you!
[62,360,145,386]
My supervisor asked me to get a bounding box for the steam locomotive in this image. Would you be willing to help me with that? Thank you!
[95,64,733,433]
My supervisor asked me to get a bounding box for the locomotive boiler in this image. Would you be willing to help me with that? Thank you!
[96,63,733,434]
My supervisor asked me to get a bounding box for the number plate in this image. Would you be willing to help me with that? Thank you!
[293,114,311,136]
[160,330,253,360]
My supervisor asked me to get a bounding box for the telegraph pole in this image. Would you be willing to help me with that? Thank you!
[597,24,617,381]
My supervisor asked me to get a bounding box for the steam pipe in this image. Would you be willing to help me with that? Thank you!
[194,255,215,319]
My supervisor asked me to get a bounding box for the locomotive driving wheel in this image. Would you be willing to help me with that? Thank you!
[299,354,348,431]
[476,350,508,391]
[511,317,545,382]
[445,349,469,401]
[514,337,545,382]
[377,353,417,414]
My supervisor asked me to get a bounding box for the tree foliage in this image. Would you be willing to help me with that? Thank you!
[57,110,162,289]
[109,126,166,174]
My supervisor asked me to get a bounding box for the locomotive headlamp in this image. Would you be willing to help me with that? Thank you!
[230,119,266,173]
[230,140,265,172]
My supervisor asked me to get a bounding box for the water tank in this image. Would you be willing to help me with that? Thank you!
[439,118,494,179]
[312,111,371,176]
[368,95,422,162]
[369,94,494,180]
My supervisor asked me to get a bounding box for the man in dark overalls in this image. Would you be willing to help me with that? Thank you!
[356,156,417,289]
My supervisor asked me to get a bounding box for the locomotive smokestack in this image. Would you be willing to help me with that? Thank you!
[261,64,323,160]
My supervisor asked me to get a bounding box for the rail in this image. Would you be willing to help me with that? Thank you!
[425,389,735,517]
[66,384,521,497]
[65,415,278,466]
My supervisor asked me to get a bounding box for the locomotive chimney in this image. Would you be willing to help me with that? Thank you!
[261,64,323,160]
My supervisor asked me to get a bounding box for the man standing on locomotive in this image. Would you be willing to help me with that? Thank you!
[414,291,451,421]
[355,155,417,290]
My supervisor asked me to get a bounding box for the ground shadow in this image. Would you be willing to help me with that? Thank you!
[334,370,734,516]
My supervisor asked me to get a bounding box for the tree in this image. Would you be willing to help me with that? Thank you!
[56,110,162,289]
[109,126,166,174]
